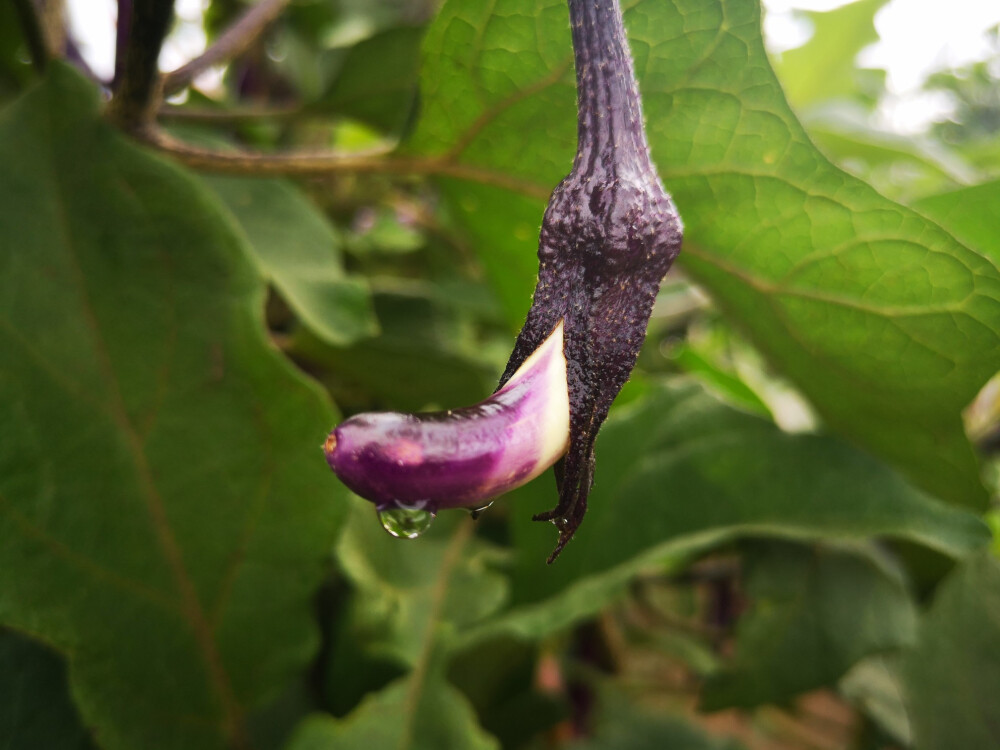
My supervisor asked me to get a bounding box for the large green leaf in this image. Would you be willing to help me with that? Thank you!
[202,175,379,347]
[900,554,1000,750]
[0,66,346,749]
[409,0,1000,509]
[0,630,94,749]
[466,381,987,643]
[701,541,916,710]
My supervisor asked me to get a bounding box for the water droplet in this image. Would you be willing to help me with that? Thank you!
[377,502,435,539]
[468,500,494,521]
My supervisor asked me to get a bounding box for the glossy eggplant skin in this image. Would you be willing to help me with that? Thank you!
[500,0,683,561]
[325,323,569,512]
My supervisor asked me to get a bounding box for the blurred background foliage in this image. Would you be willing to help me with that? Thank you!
[1,0,999,749]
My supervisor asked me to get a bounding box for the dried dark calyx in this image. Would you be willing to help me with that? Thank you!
[324,0,681,562]
[500,0,682,561]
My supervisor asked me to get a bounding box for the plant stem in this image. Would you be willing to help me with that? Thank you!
[108,0,176,132]
[157,103,301,123]
[567,0,651,174]
[161,0,290,96]
[11,0,49,72]
[140,128,552,199]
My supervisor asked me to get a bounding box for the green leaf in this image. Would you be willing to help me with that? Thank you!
[0,65,346,749]
[0,0,34,101]
[313,25,424,134]
[468,381,987,643]
[573,713,745,750]
[840,656,912,747]
[702,541,916,710]
[804,118,974,201]
[304,503,506,750]
[409,0,1000,509]
[571,684,746,750]
[772,0,887,108]
[285,672,499,750]
[202,175,378,347]
[0,630,94,749]
[291,289,497,412]
[914,180,1000,263]
[319,504,506,748]
[667,342,771,416]
[900,554,1000,750]
[334,501,508,669]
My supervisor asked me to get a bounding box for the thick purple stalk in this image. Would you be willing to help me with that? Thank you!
[322,0,680,560]
[499,0,683,561]
[325,323,569,512]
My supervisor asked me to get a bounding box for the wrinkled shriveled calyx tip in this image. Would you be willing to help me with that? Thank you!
[324,322,570,532]
[498,0,683,562]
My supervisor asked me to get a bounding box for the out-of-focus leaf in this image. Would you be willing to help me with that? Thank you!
[574,714,745,750]
[0,630,94,749]
[464,381,988,644]
[334,501,508,669]
[572,686,746,750]
[702,541,916,709]
[292,290,496,412]
[900,554,1000,750]
[772,0,887,108]
[345,206,425,256]
[435,181,546,329]
[447,636,567,747]
[804,117,975,200]
[840,656,912,747]
[667,343,771,416]
[0,65,346,749]
[285,673,499,750]
[914,180,1000,262]
[410,0,1000,510]
[203,175,378,346]
[0,1,34,100]
[314,26,424,134]
[297,507,505,750]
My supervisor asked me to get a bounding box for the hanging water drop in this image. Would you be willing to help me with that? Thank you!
[377,501,436,539]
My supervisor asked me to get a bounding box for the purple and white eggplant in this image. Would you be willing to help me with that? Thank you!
[325,323,570,537]
[325,0,682,559]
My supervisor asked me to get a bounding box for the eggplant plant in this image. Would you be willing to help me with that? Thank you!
[325,0,683,560]
[2,0,999,748]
